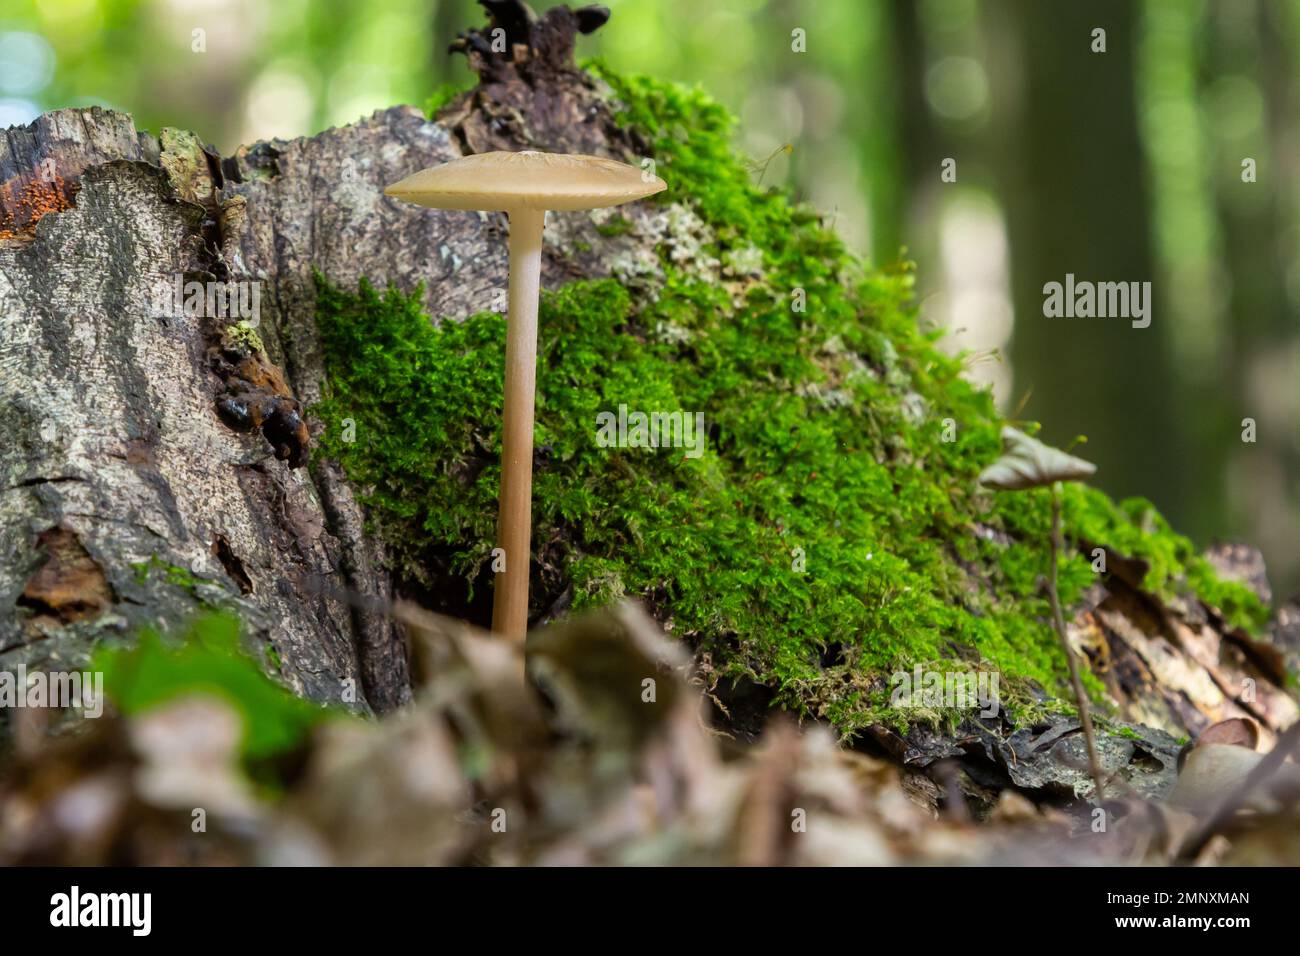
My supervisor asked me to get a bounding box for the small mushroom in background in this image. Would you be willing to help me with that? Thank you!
[977,425,1096,492]
[385,151,665,641]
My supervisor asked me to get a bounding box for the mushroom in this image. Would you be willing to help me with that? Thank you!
[384,150,666,640]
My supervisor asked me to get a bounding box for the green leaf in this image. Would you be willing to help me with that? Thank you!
[94,612,336,760]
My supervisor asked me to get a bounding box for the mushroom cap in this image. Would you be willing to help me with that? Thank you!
[384,150,666,212]
[978,426,1097,491]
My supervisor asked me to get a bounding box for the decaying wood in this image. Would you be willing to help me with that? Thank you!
[441,2,649,160]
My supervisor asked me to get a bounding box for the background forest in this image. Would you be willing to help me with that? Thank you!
[3,0,1296,597]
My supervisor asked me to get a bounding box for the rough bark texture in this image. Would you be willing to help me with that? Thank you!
[0,1,1294,804]
[0,149,371,708]
[441,0,647,159]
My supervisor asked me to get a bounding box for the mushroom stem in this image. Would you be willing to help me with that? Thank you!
[492,207,546,641]
[1048,483,1106,799]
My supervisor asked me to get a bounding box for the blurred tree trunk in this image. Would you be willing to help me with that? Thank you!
[431,0,474,88]
[879,0,934,263]
[987,0,1188,519]
[1201,0,1300,597]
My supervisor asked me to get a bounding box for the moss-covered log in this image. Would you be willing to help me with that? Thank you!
[1,0,1295,802]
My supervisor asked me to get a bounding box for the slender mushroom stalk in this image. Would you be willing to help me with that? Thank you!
[496,207,545,638]
[384,151,665,641]
[979,426,1106,799]
[1046,481,1105,799]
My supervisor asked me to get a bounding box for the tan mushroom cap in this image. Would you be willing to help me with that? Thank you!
[384,149,666,212]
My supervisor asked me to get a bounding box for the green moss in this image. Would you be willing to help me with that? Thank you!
[425,82,471,118]
[595,213,634,237]
[308,66,1269,735]
[1063,485,1270,632]
[132,554,205,594]
[312,274,505,595]
[1113,725,1145,743]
